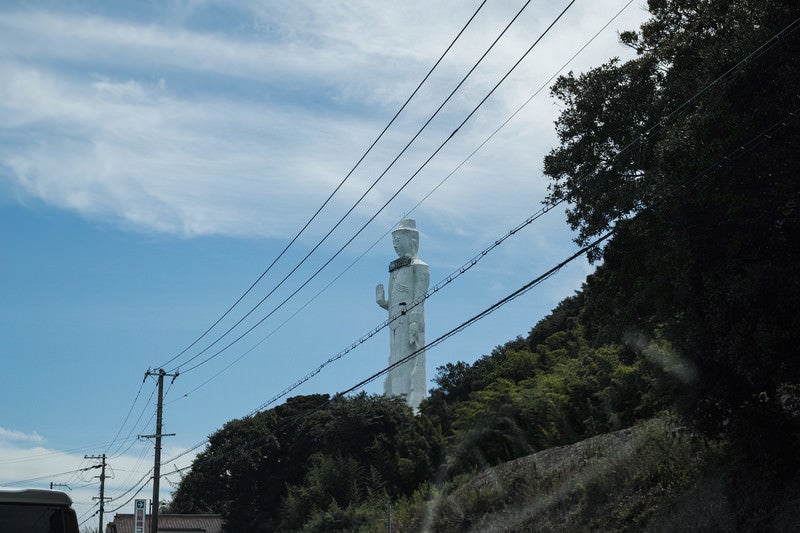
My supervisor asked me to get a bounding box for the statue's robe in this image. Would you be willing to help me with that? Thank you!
[384,256,429,411]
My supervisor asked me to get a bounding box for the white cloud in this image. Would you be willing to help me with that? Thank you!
[0,10,335,83]
[0,1,648,242]
[0,59,380,237]
[0,427,44,443]
[0,434,200,526]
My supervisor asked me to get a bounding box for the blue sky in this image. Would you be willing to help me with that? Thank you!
[0,0,648,526]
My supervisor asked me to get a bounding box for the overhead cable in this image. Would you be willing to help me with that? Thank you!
[104,375,148,457]
[248,203,558,415]
[108,381,158,459]
[154,0,490,371]
[169,0,536,374]
[155,100,800,483]
[1,464,100,487]
[163,0,638,403]
[104,473,152,515]
[175,0,575,376]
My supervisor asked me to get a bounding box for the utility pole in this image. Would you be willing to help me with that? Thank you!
[49,482,70,491]
[141,368,178,533]
[85,454,110,533]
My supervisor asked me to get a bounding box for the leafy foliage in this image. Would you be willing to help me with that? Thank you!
[544,0,800,441]
[428,299,672,478]
[539,0,800,525]
[169,393,441,531]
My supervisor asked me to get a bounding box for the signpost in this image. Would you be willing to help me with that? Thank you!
[134,499,146,533]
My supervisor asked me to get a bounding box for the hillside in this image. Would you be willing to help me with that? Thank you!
[395,417,799,532]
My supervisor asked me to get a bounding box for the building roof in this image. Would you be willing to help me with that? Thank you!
[0,489,73,507]
[105,513,224,533]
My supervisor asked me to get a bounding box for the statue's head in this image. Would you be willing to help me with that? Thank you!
[392,219,419,258]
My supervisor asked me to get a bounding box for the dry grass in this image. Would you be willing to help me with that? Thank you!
[393,416,725,532]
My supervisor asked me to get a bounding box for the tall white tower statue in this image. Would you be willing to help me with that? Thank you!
[376,219,430,412]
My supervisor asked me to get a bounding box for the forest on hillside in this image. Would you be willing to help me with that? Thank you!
[169,1,800,530]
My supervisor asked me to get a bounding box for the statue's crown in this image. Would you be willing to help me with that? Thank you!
[394,219,417,232]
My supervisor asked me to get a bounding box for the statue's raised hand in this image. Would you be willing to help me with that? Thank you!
[376,283,388,309]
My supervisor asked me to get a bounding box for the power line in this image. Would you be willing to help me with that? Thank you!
[104,479,151,516]
[1,464,101,487]
[168,203,557,410]
[71,2,797,507]
[75,5,491,516]
[108,380,158,459]
[248,203,559,416]
[345,234,613,395]
[167,0,537,374]
[150,5,800,499]
[165,0,794,404]
[77,501,100,523]
[104,374,149,457]
[104,442,150,503]
[105,468,154,514]
[403,0,638,221]
[174,0,575,376]
[172,3,799,381]
[78,511,99,528]
[153,99,800,488]
[154,0,490,372]
[307,102,771,425]
[110,410,156,460]
[162,0,638,404]
[150,233,613,484]
[146,4,800,402]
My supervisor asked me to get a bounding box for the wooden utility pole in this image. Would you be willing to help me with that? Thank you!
[142,368,178,533]
[85,454,109,533]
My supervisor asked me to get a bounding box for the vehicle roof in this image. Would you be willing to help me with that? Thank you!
[0,489,73,506]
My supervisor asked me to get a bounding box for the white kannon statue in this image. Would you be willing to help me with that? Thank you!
[376,219,430,412]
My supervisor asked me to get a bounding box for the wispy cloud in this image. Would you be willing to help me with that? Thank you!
[0,1,646,242]
[0,10,344,84]
[0,427,44,443]
[0,58,380,237]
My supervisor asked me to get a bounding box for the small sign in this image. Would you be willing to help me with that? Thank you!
[134,499,146,533]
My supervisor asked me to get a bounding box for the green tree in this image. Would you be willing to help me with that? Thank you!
[169,394,328,531]
[431,299,669,479]
[279,453,372,531]
[544,0,800,435]
[169,393,441,531]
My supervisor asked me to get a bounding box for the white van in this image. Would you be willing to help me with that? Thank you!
[0,489,80,533]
